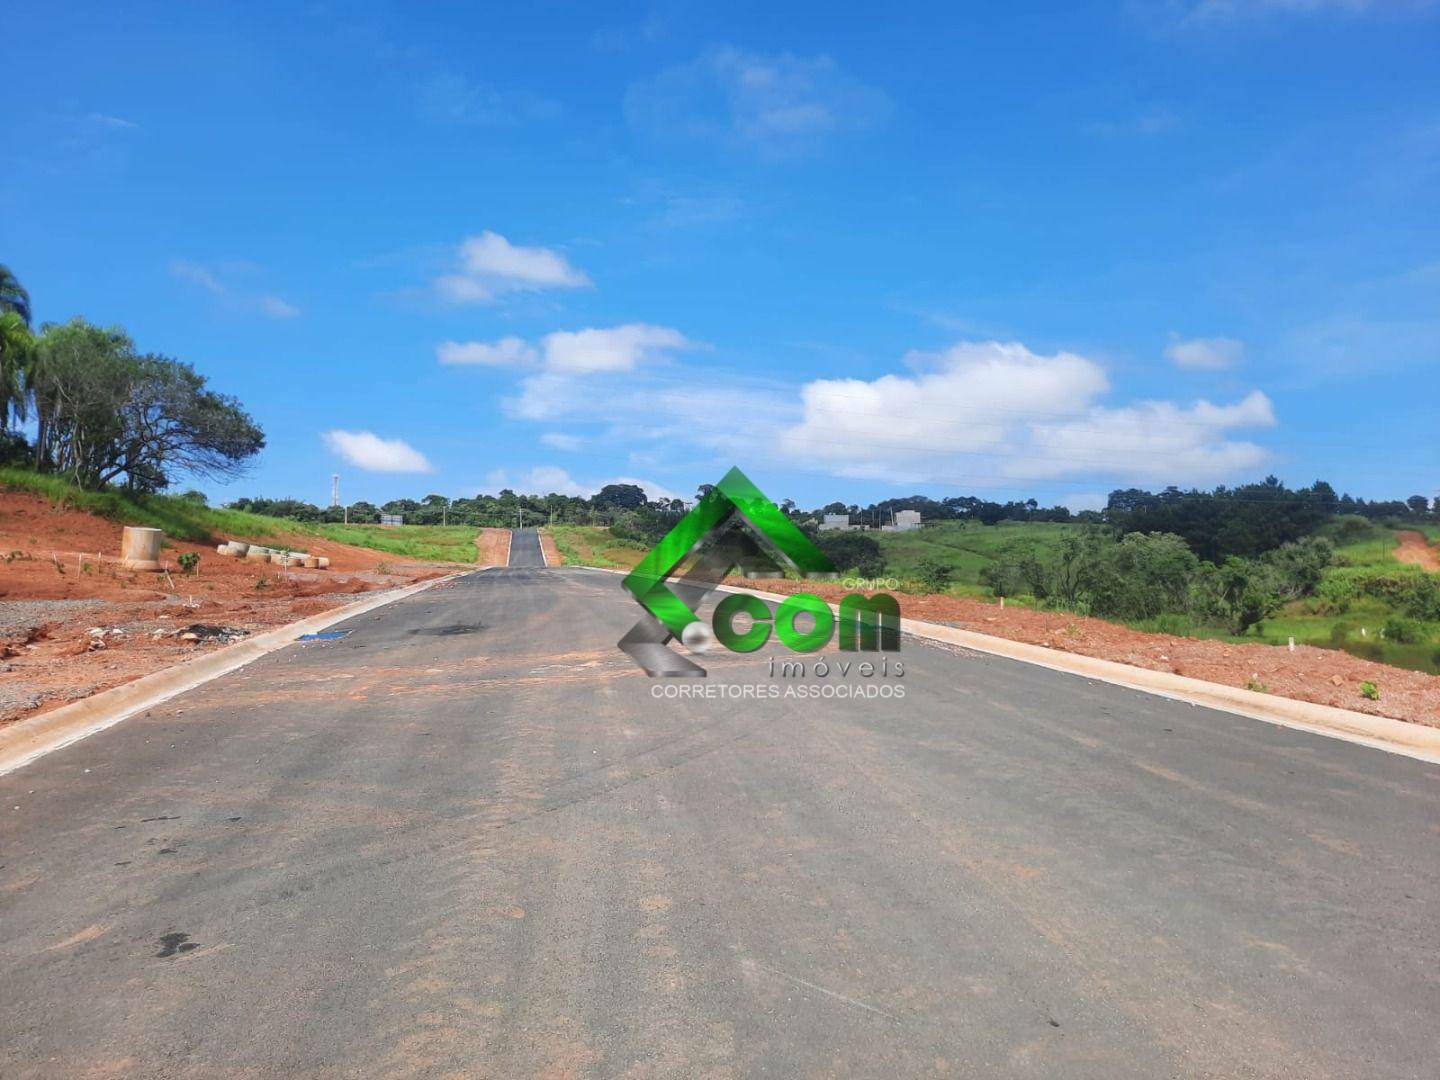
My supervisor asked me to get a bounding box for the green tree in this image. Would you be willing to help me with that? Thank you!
[0,265,31,325]
[0,311,35,430]
[29,319,263,490]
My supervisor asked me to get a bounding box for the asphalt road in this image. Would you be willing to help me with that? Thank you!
[508,528,544,567]
[1,567,1436,1078]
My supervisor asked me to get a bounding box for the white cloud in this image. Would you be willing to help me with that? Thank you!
[1164,333,1245,369]
[513,466,585,496]
[507,324,700,418]
[625,47,889,155]
[1083,107,1181,138]
[434,231,590,305]
[436,337,538,366]
[540,432,583,451]
[324,430,434,474]
[417,74,559,126]
[87,113,138,130]
[171,261,299,319]
[259,295,300,319]
[776,340,1275,487]
[1183,0,1416,21]
[541,324,691,373]
[171,260,225,295]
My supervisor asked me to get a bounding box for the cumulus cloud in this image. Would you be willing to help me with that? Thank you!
[1164,333,1245,369]
[324,430,433,473]
[434,231,591,305]
[540,432,583,451]
[503,324,700,419]
[625,47,889,155]
[777,340,1275,486]
[542,324,691,373]
[436,337,538,366]
[171,261,299,319]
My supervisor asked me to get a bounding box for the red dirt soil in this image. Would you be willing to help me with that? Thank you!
[0,492,456,727]
[475,528,511,567]
[735,577,1440,729]
[539,531,561,567]
[1394,530,1440,572]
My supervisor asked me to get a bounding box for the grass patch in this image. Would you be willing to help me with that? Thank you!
[296,523,479,564]
[548,525,646,570]
[875,521,1100,590]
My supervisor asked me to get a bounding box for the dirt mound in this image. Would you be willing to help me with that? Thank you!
[1393,531,1440,572]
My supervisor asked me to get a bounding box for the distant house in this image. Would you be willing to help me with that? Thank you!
[818,513,853,532]
[881,510,923,532]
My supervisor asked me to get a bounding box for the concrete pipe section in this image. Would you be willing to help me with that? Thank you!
[120,526,163,571]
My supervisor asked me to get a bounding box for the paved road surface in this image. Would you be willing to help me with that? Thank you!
[1,567,1436,1077]
[508,528,544,567]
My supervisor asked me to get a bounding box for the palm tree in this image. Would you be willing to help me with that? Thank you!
[0,265,31,326]
[0,266,35,434]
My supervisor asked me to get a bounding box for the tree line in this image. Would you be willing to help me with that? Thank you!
[0,266,264,492]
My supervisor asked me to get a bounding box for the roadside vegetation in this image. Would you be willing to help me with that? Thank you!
[299,523,479,564]
[547,524,646,570]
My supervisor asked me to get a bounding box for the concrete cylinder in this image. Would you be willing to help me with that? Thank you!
[245,547,271,562]
[302,556,320,569]
[228,541,251,556]
[316,557,330,570]
[121,527,163,571]
[217,544,230,555]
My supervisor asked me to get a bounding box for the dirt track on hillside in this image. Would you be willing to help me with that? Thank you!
[1394,530,1440,572]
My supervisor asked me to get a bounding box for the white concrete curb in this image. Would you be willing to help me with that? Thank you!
[0,571,470,777]
[565,566,1440,765]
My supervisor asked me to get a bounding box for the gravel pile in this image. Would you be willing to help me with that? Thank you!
[0,599,108,635]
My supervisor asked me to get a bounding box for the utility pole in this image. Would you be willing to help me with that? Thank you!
[331,474,340,508]
[442,499,448,527]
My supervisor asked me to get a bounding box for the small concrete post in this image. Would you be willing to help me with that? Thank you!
[999,596,1005,609]
[1288,636,1295,652]
[120,527,164,571]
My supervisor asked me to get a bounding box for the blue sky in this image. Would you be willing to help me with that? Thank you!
[6,1,1438,510]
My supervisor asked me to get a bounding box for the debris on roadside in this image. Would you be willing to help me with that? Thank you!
[170,624,250,645]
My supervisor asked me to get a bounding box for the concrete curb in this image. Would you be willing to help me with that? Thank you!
[0,571,470,777]
[566,565,1440,765]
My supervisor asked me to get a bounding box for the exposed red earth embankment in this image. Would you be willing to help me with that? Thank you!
[735,577,1440,729]
[539,531,561,567]
[1394,530,1440,572]
[476,528,511,566]
[0,492,448,727]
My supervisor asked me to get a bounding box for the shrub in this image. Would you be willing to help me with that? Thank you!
[177,551,200,575]
[979,559,1026,598]
[1359,681,1379,701]
[916,557,953,593]
[814,532,885,578]
[1382,616,1428,644]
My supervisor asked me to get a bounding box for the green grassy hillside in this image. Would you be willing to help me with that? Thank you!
[874,521,1098,595]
